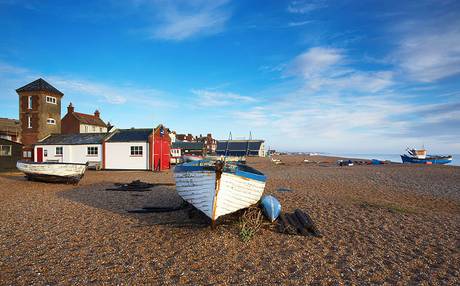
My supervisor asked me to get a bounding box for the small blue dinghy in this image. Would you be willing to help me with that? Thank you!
[261,195,281,222]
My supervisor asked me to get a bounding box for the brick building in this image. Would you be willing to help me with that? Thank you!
[61,103,108,134]
[16,78,63,160]
[197,133,217,154]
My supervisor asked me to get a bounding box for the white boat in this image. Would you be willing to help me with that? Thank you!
[182,155,204,162]
[174,160,266,223]
[16,161,88,184]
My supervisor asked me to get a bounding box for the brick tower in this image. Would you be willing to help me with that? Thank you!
[16,78,63,160]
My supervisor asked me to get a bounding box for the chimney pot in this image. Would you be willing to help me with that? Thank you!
[67,103,74,113]
[94,110,100,118]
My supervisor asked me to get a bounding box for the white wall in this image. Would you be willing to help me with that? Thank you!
[34,144,102,164]
[80,124,107,133]
[105,142,149,170]
[259,143,266,157]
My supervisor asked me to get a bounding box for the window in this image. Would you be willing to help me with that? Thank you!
[23,151,32,158]
[28,116,32,128]
[92,126,95,132]
[99,127,103,132]
[47,118,56,125]
[44,150,48,157]
[130,146,143,156]
[0,145,12,156]
[85,125,88,132]
[28,96,32,109]
[87,146,98,156]
[55,147,63,156]
[46,96,57,104]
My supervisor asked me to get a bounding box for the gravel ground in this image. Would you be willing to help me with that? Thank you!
[1,156,459,285]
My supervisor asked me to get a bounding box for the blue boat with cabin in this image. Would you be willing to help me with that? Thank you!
[401,148,453,165]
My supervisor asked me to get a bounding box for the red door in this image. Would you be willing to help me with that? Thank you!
[153,137,171,171]
[161,140,170,170]
[36,148,43,163]
[154,139,160,171]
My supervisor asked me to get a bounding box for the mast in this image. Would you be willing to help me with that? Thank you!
[224,132,232,158]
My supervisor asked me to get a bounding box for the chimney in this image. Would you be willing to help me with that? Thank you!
[67,103,74,114]
[94,110,100,118]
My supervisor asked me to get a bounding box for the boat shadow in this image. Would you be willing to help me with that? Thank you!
[57,181,214,229]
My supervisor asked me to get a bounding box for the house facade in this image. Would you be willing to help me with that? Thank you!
[34,133,107,169]
[16,78,64,160]
[216,140,266,157]
[103,125,170,171]
[197,133,217,154]
[104,128,152,170]
[0,138,23,171]
[61,103,108,134]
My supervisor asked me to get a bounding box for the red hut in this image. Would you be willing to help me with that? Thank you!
[149,124,171,171]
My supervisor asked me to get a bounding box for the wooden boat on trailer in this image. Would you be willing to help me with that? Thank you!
[174,160,266,224]
[16,161,88,184]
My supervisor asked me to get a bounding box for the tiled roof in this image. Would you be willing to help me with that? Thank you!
[172,141,204,150]
[0,117,21,133]
[73,112,107,127]
[107,128,153,142]
[16,78,63,95]
[37,133,109,145]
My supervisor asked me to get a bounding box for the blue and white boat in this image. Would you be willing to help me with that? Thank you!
[401,148,453,165]
[261,195,281,222]
[174,160,267,223]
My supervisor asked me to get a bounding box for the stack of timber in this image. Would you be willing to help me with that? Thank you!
[277,209,321,237]
[106,180,155,192]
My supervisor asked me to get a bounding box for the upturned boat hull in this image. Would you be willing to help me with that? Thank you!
[16,161,88,184]
[174,161,266,222]
[261,195,281,222]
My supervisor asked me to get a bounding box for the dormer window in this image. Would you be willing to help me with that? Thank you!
[47,118,56,125]
[46,96,57,104]
[28,96,32,109]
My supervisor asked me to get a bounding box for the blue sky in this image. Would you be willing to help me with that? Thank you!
[1,0,459,153]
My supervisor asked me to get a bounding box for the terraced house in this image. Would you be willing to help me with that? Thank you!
[61,103,108,134]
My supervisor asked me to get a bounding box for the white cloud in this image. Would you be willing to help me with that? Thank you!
[48,77,127,104]
[287,20,312,27]
[150,0,231,41]
[285,47,394,93]
[392,15,460,82]
[287,0,326,14]
[191,89,256,107]
[396,30,460,82]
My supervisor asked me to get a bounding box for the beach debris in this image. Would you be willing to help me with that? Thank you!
[239,206,263,242]
[271,157,285,165]
[277,188,293,193]
[261,195,281,222]
[337,159,353,167]
[277,209,321,237]
[127,201,190,213]
[106,180,156,192]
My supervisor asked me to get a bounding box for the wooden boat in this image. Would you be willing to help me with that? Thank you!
[16,161,88,184]
[261,195,281,222]
[174,160,266,223]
